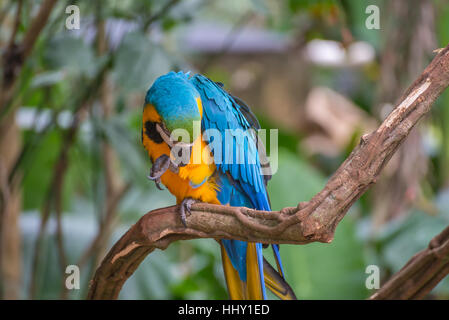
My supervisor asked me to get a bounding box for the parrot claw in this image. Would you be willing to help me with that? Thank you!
[148,154,170,179]
[147,154,179,190]
[179,198,198,227]
[146,173,164,190]
[154,179,164,190]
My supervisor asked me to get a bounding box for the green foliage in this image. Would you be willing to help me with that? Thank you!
[22,130,62,210]
[268,150,368,299]
[288,0,336,13]
[268,149,325,207]
[44,35,99,78]
[113,32,172,93]
[370,190,449,296]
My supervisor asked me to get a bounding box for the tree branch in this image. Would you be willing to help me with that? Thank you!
[87,43,449,299]
[370,224,449,299]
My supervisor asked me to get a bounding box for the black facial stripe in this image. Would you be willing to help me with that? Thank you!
[144,120,163,144]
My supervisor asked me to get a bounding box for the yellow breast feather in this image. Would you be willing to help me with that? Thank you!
[142,104,219,205]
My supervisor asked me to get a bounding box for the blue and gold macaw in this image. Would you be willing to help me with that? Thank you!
[142,71,296,300]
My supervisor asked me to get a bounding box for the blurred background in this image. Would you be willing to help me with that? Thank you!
[0,0,449,300]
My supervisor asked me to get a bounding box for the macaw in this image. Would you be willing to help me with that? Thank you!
[141,71,296,300]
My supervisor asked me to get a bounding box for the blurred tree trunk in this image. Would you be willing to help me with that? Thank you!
[0,1,23,300]
[78,13,127,277]
[0,0,57,299]
[373,0,437,227]
[0,112,22,299]
[95,19,124,267]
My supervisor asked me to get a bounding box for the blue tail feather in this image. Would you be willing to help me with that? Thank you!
[256,243,267,299]
[217,172,285,299]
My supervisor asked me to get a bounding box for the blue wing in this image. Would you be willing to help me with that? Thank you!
[191,74,267,197]
[190,74,287,299]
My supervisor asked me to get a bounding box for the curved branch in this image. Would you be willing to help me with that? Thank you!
[370,224,449,299]
[87,44,449,300]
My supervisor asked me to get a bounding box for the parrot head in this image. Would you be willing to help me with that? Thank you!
[144,71,202,144]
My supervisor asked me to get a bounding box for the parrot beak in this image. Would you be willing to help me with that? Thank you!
[147,123,192,189]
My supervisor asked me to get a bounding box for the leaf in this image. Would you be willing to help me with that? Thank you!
[22,130,62,210]
[112,32,172,93]
[44,35,98,77]
[99,115,148,183]
[31,71,66,88]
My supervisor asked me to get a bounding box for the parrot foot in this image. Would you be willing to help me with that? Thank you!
[147,154,179,190]
[179,198,198,227]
